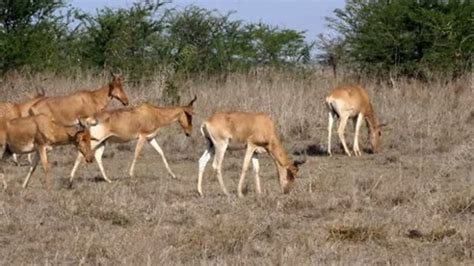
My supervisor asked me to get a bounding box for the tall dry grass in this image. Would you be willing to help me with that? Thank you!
[2,69,472,155]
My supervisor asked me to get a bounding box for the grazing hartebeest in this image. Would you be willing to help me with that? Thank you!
[326,85,385,156]
[197,111,306,197]
[0,87,46,164]
[69,96,197,184]
[2,114,95,189]
[29,74,129,126]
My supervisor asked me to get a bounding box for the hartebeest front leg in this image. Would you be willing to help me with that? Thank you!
[337,114,352,156]
[212,140,230,196]
[251,155,262,195]
[237,144,257,197]
[353,113,364,156]
[38,147,51,190]
[94,144,112,183]
[23,152,40,188]
[149,138,177,179]
[129,135,146,178]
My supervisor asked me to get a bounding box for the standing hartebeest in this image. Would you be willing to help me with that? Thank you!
[197,111,306,197]
[2,114,95,189]
[69,96,197,184]
[0,87,46,164]
[326,85,385,156]
[29,74,129,126]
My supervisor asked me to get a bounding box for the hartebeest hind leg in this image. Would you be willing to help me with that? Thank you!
[197,142,215,196]
[149,138,177,179]
[237,144,257,197]
[337,114,352,156]
[22,152,40,188]
[327,112,336,156]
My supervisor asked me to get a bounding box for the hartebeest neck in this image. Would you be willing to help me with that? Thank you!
[365,104,380,132]
[91,85,112,111]
[50,124,80,146]
[268,139,292,169]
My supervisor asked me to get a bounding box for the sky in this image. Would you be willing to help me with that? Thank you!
[69,0,346,41]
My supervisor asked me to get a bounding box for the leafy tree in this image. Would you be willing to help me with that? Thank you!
[0,0,65,73]
[325,0,473,78]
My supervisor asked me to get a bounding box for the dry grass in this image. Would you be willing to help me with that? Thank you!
[0,69,472,264]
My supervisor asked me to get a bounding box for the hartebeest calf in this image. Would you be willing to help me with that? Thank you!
[29,74,129,126]
[197,111,306,197]
[69,96,197,184]
[0,87,46,164]
[2,114,94,189]
[326,85,385,156]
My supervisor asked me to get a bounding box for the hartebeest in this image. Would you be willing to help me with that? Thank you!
[2,114,94,189]
[29,74,129,126]
[0,87,46,164]
[197,111,306,197]
[326,85,385,156]
[69,96,197,184]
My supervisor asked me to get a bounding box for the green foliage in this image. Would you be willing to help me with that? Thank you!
[0,0,66,72]
[324,0,473,78]
[1,1,312,78]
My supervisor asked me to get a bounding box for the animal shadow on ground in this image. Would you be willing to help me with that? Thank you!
[293,143,327,157]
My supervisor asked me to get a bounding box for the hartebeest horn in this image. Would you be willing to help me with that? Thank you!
[188,95,197,106]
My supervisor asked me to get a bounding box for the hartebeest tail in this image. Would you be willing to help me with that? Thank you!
[326,85,385,156]
[29,74,129,126]
[69,96,197,184]
[2,114,95,189]
[197,111,305,197]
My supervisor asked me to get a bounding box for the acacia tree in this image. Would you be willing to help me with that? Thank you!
[325,0,473,78]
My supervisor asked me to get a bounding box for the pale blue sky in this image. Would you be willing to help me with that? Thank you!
[69,0,345,41]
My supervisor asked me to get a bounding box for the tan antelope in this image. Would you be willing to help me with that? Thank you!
[0,87,46,164]
[197,111,306,197]
[29,74,129,126]
[2,114,95,189]
[69,96,197,184]
[326,85,385,156]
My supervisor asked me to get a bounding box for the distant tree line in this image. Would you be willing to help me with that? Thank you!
[1,0,472,79]
[0,0,312,79]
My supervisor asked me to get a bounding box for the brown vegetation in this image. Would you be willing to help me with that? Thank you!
[0,69,472,264]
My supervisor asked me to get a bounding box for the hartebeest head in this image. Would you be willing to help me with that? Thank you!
[70,118,98,163]
[178,96,197,137]
[282,155,306,193]
[73,130,94,163]
[109,74,129,106]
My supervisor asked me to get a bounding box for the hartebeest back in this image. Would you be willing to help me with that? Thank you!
[326,85,384,156]
[69,96,197,184]
[197,111,305,197]
[29,74,129,126]
[0,87,46,164]
[2,114,94,189]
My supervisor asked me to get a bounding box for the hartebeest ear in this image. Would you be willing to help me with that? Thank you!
[76,117,98,129]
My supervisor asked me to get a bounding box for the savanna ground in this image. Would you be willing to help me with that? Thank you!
[0,70,472,264]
